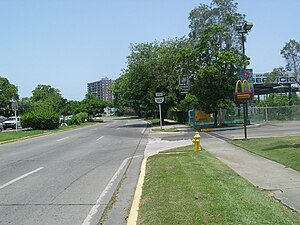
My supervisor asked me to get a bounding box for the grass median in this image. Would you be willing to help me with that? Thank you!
[137,146,300,225]
[0,122,99,144]
[230,136,300,172]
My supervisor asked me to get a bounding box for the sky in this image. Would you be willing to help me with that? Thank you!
[0,0,299,101]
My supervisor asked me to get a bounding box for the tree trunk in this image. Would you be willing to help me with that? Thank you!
[213,112,218,127]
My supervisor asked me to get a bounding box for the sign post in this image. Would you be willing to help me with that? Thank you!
[233,80,253,139]
[12,100,18,132]
[155,93,164,130]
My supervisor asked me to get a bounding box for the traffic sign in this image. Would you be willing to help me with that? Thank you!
[155,92,163,97]
[155,97,164,104]
[12,101,18,111]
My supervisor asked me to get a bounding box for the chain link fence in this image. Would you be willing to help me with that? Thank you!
[189,105,300,127]
[223,105,300,123]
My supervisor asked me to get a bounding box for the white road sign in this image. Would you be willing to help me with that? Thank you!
[155,97,164,104]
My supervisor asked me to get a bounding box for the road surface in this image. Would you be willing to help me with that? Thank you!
[0,117,147,225]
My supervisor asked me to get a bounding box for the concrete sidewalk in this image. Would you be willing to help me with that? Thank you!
[201,134,300,213]
[128,125,300,224]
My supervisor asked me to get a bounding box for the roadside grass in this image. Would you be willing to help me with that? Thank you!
[0,122,100,144]
[230,136,300,172]
[137,146,300,225]
[151,128,179,132]
[145,118,180,127]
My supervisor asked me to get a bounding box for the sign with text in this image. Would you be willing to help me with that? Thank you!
[195,110,211,121]
[234,80,253,102]
[155,97,165,104]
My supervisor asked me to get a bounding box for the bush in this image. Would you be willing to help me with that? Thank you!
[21,111,60,130]
[76,112,88,123]
[66,112,88,125]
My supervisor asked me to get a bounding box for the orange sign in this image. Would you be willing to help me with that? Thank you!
[195,110,211,121]
[233,80,253,101]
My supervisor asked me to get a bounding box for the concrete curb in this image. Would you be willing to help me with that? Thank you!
[127,157,148,225]
[200,123,260,132]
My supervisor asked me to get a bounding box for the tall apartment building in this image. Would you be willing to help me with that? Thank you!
[87,77,113,101]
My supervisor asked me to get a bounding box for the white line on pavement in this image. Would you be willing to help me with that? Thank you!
[56,137,69,142]
[0,167,44,190]
[81,155,142,225]
[96,136,104,142]
[141,127,146,134]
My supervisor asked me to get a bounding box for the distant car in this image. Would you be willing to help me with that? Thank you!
[0,116,7,123]
[2,116,21,130]
[0,122,3,132]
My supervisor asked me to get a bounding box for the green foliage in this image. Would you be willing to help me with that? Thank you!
[76,112,88,123]
[81,93,107,117]
[280,39,300,83]
[21,110,60,130]
[66,112,88,125]
[137,146,300,224]
[0,76,19,117]
[190,25,240,117]
[254,93,292,107]
[188,0,245,49]
[252,94,300,120]
[264,67,285,84]
[111,39,188,118]
[18,97,31,115]
[30,84,65,113]
[232,136,300,172]
[171,94,198,123]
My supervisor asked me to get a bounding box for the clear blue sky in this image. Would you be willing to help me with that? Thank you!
[0,0,299,100]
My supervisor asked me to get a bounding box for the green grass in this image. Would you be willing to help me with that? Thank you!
[137,146,300,225]
[151,128,179,132]
[230,136,300,172]
[0,122,99,144]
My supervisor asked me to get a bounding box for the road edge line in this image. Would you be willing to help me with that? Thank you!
[127,157,147,225]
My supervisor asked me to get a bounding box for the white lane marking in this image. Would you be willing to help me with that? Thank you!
[141,127,146,134]
[0,167,44,190]
[81,155,142,225]
[96,136,104,142]
[56,137,69,142]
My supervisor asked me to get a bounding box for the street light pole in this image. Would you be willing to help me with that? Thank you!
[236,21,253,140]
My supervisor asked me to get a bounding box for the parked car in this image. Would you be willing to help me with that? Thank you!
[2,116,21,130]
[0,116,7,123]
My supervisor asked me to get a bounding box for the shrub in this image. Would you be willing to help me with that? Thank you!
[21,111,60,130]
[66,112,88,125]
[76,112,88,123]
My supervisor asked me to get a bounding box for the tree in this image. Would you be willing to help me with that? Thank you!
[280,39,300,83]
[81,93,107,117]
[264,67,286,84]
[188,0,245,50]
[170,93,198,123]
[18,97,31,115]
[190,25,240,126]
[112,39,187,118]
[30,84,65,113]
[0,76,19,116]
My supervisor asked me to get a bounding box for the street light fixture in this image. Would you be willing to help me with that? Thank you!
[236,21,253,69]
[236,21,253,139]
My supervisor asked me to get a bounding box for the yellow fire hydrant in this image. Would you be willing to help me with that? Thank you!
[192,131,201,152]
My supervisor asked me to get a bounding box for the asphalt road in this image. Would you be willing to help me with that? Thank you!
[0,118,148,225]
[209,121,300,140]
